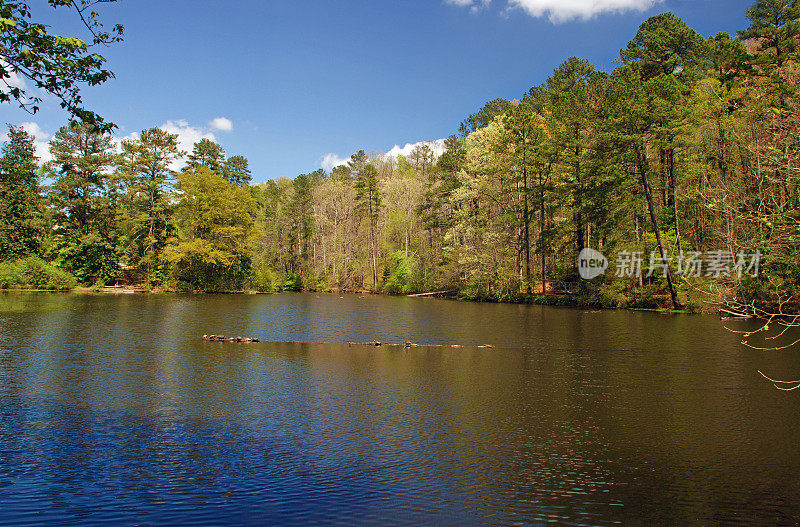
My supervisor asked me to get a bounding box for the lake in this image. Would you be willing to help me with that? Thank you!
[1,292,799,525]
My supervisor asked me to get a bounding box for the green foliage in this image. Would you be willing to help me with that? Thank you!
[286,172,315,273]
[283,272,304,292]
[459,98,514,135]
[348,150,368,175]
[739,0,800,69]
[0,261,16,289]
[383,251,415,294]
[707,32,752,84]
[589,280,628,309]
[0,256,75,290]
[354,163,382,221]
[355,163,383,288]
[222,155,252,186]
[621,12,709,81]
[54,233,118,284]
[0,0,124,131]
[0,125,42,259]
[184,138,225,174]
[250,266,280,293]
[116,127,182,285]
[165,166,257,291]
[0,2,798,314]
[47,121,119,284]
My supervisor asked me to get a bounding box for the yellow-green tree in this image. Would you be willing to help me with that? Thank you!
[165,166,258,290]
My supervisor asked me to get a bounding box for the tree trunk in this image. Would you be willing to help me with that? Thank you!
[668,148,683,256]
[635,144,681,310]
[523,166,531,294]
[574,148,584,267]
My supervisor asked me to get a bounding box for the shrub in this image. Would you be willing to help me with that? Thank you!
[0,261,22,289]
[383,251,414,294]
[283,272,304,292]
[593,280,628,308]
[251,266,279,292]
[0,257,76,290]
[315,275,331,292]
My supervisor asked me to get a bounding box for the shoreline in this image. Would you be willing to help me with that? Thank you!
[0,286,707,315]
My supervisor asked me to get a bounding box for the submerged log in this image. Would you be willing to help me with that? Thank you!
[203,336,496,349]
[203,334,262,343]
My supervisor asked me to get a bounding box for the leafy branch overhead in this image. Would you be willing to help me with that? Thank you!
[0,0,124,132]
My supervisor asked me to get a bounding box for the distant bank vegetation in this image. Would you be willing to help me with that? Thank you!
[1,1,798,312]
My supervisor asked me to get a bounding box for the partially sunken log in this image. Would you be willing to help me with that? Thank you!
[203,334,261,343]
[203,337,495,348]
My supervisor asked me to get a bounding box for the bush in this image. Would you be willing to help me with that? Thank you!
[592,280,628,308]
[0,261,22,289]
[0,257,76,290]
[283,272,304,292]
[315,275,331,292]
[251,266,279,292]
[383,251,415,294]
[459,278,491,302]
[627,283,666,309]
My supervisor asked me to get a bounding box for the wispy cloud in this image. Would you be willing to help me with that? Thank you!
[445,0,490,13]
[446,0,661,22]
[209,117,233,132]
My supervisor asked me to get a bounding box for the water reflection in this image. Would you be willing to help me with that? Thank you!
[0,292,799,525]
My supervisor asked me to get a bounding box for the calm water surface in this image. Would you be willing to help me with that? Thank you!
[1,292,799,525]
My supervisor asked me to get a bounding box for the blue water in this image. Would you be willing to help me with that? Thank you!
[1,293,799,525]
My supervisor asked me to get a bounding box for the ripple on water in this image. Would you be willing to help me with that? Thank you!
[0,293,799,525]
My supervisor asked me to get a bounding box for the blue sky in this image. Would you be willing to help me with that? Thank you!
[1,0,753,183]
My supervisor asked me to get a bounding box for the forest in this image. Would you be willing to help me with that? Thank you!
[1,1,799,312]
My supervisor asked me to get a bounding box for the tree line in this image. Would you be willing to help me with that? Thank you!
[1,0,798,311]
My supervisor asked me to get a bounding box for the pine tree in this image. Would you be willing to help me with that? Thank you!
[287,173,314,273]
[0,125,42,259]
[739,0,800,69]
[621,12,709,81]
[48,121,118,284]
[116,127,182,283]
[223,155,252,186]
[184,138,225,174]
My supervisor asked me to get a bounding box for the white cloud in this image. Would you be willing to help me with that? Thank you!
[321,153,351,172]
[447,0,661,22]
[2,119,224,172]
[160,119,217,170]
[321,139,447,172]
[209,117,233,132]
[13,122,52,164]
[385,139,446,159]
